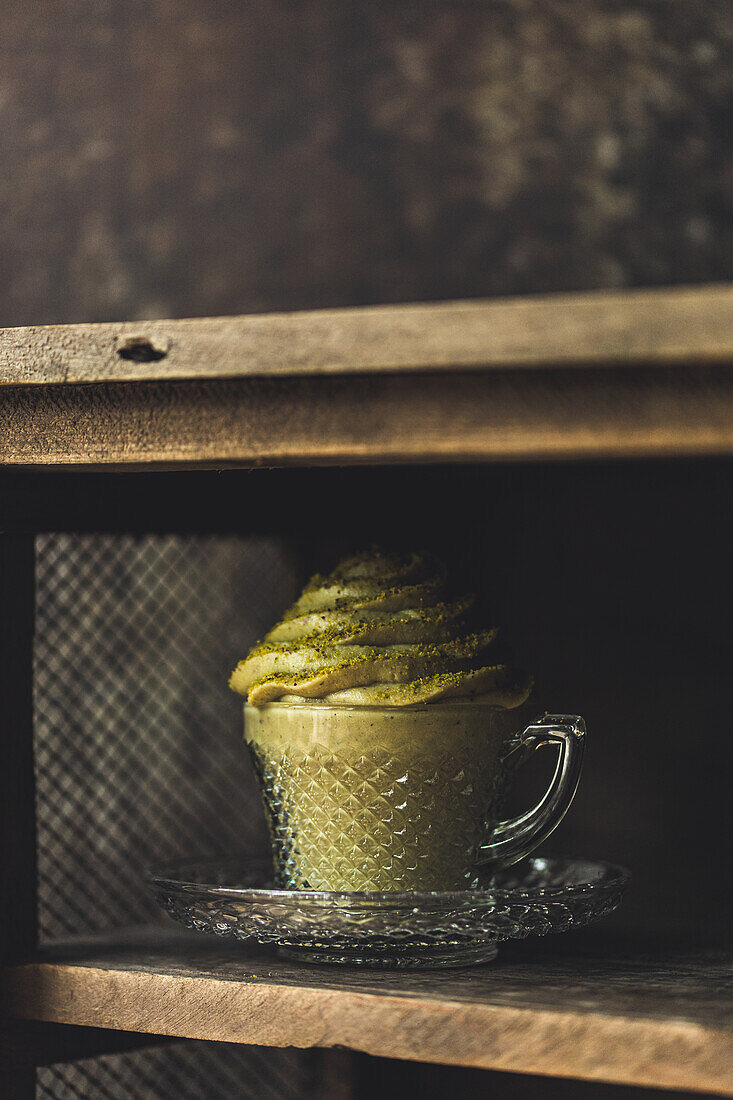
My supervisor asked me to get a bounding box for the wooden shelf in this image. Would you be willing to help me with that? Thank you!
[1,284,733,468]
[3,926,732,1095]
[2,284,733,387]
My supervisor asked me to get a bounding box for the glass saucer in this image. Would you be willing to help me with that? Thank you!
[147,856,629,969]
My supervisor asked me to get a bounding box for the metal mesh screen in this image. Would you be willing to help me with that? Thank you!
[37,1041,315,1099]
[32,534,315,1097]
[34,534,299,940]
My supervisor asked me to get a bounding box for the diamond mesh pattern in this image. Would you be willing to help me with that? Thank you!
[249,740,492,891]
[33,535,314,1096]
[37,1040,315,1099]
[34,534,299,940]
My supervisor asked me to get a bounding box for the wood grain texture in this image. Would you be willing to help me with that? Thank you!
[2,363,733,469]
[3,927,732,1094]
[1,285,732,386]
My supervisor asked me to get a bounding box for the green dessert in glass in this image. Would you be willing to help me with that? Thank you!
[230,550,584,892]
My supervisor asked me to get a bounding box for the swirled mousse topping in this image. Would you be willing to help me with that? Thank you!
[229,550,529,707]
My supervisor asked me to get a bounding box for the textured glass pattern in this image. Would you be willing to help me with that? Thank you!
[37,1040,315,1100]
[248,739,493,892]
[34,534,298,939]
[243,701,535,893]
[148,856,629,968]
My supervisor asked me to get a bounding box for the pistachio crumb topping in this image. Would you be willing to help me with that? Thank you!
[230,549,524,707]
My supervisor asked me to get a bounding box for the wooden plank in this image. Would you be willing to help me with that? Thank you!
[2,362,733,469]
[0,535,37,1099]
[0,1062,35,1098]
[0,535,37,963]
[0,285,732,387]
[3,927,732,1095]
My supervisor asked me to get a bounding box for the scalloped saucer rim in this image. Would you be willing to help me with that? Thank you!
[146,856,630,967]
[147,849,629,902]
[146,854,630,904]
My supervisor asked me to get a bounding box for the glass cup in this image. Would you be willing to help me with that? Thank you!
[244,702,585,892]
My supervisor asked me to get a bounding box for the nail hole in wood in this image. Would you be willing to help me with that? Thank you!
[117,337,168,363]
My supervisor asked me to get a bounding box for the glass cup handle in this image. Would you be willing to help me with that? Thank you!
[477,714,586,868]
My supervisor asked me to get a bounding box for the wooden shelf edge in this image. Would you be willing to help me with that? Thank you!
[5,960,731,1094]
[2,364,733,469]
[1,283,732,387]
[3,930,732,1095]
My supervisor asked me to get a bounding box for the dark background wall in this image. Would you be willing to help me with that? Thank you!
[1,0,731,327]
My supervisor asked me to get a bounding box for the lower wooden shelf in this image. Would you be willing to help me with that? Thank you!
[3,925,731,1094]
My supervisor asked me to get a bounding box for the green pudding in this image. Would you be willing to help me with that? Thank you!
[244,700,527,891]
[231,549,531,891]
